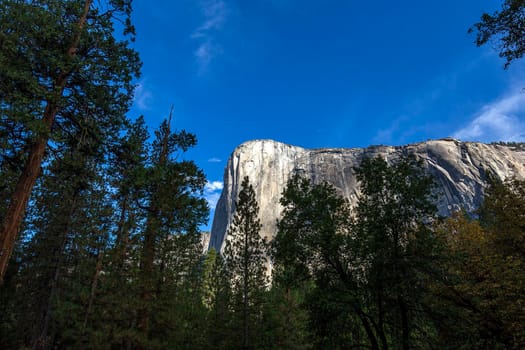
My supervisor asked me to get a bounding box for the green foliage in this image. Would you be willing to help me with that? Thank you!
[478,175,525,257]
[469,0,525,68]
[223,176,268,349]
[353,156,442,350]
[0,132,112,348]
[202,248,233,349]
[123,117,209,349]
[261,286,312,350]
[274,156,443,350]
[0,116,210,349]
[273,175,353,288]
[274,174,365,349]
[435,176,525,349]
[433,209,524,349]
[0,0,140,153]
[0,0,141,286]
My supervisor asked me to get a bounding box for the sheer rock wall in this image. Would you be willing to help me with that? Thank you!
[209,139,525,251]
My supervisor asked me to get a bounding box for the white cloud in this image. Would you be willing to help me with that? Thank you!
[453,91,525,142]
[134,80,153,110]
[192,0,228,73]
[205,180,224,192]
[204,180,224,209]
[208,157,222,163]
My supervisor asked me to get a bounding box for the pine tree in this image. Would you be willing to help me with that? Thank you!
[261,285,312,350]
[63,116,151,349]
[0,0,141,283]
[0,114,211,348]
[202,248,233,349]
[131,114,208,348]
[2,130,111,349]
[223,176,268,350]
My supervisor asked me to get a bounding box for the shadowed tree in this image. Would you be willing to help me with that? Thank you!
[273,174,367,349]
[274,156,442,350]
[353,156,440,350]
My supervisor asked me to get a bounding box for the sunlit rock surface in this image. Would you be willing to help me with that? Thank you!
[200,232,211,254]
[209,139,525,251]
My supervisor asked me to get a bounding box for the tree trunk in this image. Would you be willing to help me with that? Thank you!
[399,296,409,350]
[115,196,130,264]
[137,224,155,346]
[0,0,93,285]
[243,220,249,349]
[376,280,389,350]
[77,247,104,348]
[333,260,380,350]
[0,129,48,285]
[137,111,172,348]
[355,306,380,350]
[31,193,79,350]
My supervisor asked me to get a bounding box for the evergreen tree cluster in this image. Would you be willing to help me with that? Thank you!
[0,111,212,348]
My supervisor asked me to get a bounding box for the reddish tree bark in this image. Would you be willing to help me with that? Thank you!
[0,0,93,285]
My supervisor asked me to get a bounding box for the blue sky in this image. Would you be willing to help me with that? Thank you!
[127,0,525,227]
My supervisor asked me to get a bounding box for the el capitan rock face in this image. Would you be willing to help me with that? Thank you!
[209,139,525,251]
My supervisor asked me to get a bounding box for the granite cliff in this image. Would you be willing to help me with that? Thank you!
[209,139,525,251]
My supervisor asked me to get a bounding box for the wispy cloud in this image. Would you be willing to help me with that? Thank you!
[208,157,222,163]
[373,115,409,144]
[134,80,153,110]
[204,180,224,209]
[453,91,525,142]
[192,0,228,73]
[193,1,227,36]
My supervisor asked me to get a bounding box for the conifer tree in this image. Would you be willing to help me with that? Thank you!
[71,116,150,349]
[202,248,233,349]
[223,176,268,350]
[133,114,208,348]
[2,130,111,349]
[0,0,141,283]
[261,285,312,350]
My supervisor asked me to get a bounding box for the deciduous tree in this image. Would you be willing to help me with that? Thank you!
[353,156,440,350]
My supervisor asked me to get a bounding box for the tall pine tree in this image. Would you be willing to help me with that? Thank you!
[0,0,141,283]
[223,176,268,350]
